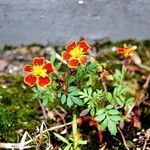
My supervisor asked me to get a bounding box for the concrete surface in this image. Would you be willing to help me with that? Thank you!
[0,0,150,46]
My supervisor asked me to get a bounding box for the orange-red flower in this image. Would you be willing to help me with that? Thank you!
[116,44,137,57]
[23,57,53,87]
[61,40,90,68]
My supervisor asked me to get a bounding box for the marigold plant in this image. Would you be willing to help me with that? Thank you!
[22,40,140,148]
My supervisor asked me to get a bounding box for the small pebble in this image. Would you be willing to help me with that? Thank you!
[112,47,116,52]
[9,69,13,73]
[139,136,144,139]
[133,138,138,142]
[137,132,141,135]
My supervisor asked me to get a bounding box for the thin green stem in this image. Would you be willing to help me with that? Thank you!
[102,82,107,93]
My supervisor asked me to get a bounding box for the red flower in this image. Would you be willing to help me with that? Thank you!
[116,44,137,57]
[61,40,90,68]
[23,57,53,87]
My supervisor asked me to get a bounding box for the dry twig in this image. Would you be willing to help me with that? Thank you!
[118,127,129,150]
[38,99,48,119]
[142,128,150,150]
[0,122,72,149]
[45,47,67,65]
[126,74,150,117]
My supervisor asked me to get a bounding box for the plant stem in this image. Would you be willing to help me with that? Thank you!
[46,59,68,91]
[102,82,107,92]
[38,99,47,119]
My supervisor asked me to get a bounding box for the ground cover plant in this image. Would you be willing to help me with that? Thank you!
[0,39,150,149]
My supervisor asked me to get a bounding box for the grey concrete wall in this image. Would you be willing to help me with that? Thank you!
[0,0,150,46]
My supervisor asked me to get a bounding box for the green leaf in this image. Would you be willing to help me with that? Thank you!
[117,85,123,93]
[115,69,122,77]
[72,115,77,136]
[86,77,93,86]
[67,96,73,108]
[68,76,76,83]
[115,97,123,105]
[95,113,105,122]
[78,140,87,145]
[90,108,95,116]
[68,86,77,92]
[58,92,61,98]
[61,94,66,104]
[100,118,108,131]
[96,108,105,115]
[108,109,120,115]
[54,132,70,144]
[79,91,86,98]
[87,87,93,96]
[50,53,56,63]
[120,87,129,94]
[107,119,117,135]
[33,87,38,93]
[64,144,72,150]
[43,98,49,106]
[126,97,134,104]
[84,97,90,103]
[83,89,88,95]
[109,115,122,122]
[70,91,79,96]
[119,95,126,102]
[106,104,114,110]
[125,97,134,110]
[106,92,112,101]
[71,97,83,106]
[113,88,118,96]
[114,75,121,82]
[114,69,122,81]
[55,62,62,70]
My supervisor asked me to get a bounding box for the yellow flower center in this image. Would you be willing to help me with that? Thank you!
[123,44,137,57]
[32,65,47,77]
[70,46,85,60]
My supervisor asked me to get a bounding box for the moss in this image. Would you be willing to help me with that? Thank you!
[141,40,150,48]
[0,75,40,142]
[2,45,17,51]
[94,39,150,50]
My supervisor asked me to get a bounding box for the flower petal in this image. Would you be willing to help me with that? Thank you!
[116,48,125,54]
[43,63,53,74]
[37,76,51,87]
[62,51,71,60]
[130,46,137,51]
[33,57,44,66]
[79,40,90,53]
[68,59,79,68]
[79,56,86,65]
[23,65,33,72]
[66,41,77,52]
[24,74,36,86]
